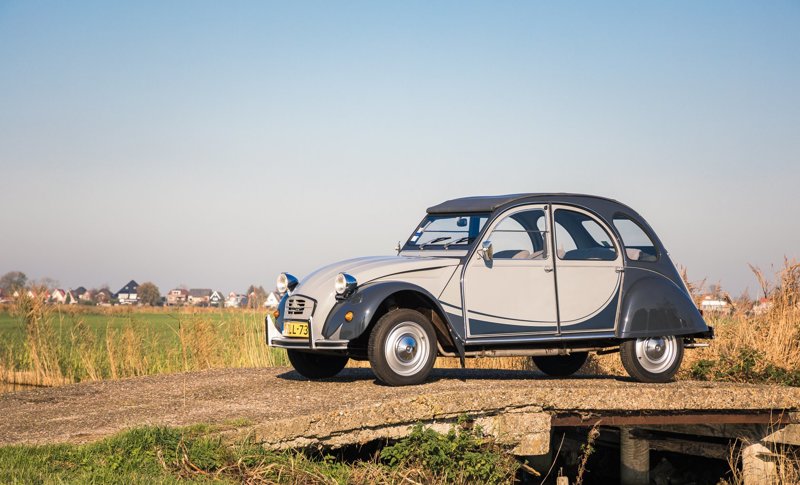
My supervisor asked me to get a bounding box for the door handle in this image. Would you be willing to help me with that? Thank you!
[615,267,625,273]
[544,266,553,273]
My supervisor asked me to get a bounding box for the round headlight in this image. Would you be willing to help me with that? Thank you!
[334,273,357,297]
[276,273,298,294]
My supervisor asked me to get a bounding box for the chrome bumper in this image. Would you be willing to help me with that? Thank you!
[269,337,350,350]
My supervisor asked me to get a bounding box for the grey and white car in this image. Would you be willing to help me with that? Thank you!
[267,194,712,386]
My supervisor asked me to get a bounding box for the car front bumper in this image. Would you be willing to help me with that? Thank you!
[269,336,350,350]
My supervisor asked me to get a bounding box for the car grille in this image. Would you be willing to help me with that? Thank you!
[285,296,314,319]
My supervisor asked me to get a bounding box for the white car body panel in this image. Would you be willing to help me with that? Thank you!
[289,256,460,342]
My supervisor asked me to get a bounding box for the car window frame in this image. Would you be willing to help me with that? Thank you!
[552,207,620,262]
[612,212,661,263]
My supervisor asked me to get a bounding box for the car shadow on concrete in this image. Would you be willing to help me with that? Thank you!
[276,367,630,385]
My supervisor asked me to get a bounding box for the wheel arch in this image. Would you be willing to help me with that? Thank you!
[322,281,464,358]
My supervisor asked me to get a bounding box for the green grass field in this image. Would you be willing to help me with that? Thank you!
[0,305,287,385]
[0,308,239,351]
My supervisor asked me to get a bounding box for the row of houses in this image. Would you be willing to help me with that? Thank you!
[117,280,254,308]
[0,286,114,305]
[164,288,248,308]
[0,280,262,309]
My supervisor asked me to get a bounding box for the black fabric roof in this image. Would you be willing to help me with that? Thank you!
[426,193,617,214]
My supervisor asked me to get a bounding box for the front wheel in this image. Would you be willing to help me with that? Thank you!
[368,309,437,386]
[287,350,349,380]
[620,336,683,383]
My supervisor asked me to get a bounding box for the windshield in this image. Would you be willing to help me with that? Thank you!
[403,214,489,250]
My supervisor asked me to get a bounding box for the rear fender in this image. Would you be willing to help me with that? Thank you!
[617,269,708,338]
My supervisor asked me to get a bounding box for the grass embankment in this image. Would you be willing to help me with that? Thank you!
[0,422,518,484]
[0,303,288,387]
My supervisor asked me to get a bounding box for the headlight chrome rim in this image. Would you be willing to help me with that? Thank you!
[276,273,298,294]
[334,273,357,298]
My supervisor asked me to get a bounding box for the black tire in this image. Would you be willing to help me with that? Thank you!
[287,350,349,380]
[532,352,588,377]
[368,308,437,386]
[620,336,684,383]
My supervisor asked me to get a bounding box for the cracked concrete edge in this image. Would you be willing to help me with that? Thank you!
[253,411,552,456]
[250,392,551,455]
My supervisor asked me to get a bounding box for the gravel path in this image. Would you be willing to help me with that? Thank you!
[1,367,798,446]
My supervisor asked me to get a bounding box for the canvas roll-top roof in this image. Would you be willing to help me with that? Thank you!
[426,193,620,215]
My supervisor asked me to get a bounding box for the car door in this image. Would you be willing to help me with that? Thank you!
[551,205,622,333]
[463,205,558,338]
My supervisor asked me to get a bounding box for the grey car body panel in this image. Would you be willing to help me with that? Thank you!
[322,281,466,356]
[431,194,708,339]
[616,267,706,338]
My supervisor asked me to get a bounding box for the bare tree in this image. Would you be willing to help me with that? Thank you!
[247,285,267,308]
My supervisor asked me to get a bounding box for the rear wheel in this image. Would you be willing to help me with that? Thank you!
[287,350,349,379]
[368,309,437,386]
[620,336,683,383]
[532,352,588,377]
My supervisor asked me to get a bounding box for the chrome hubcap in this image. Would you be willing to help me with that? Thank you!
[395,335,418,363]
[635,336,678,374]
[385,321,429,376]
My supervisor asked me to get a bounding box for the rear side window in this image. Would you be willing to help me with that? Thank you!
[553,209,617,261]
[613,215,658,262]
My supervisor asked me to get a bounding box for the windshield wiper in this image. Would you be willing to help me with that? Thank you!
[419,236,451,249]
[443,236,470,249]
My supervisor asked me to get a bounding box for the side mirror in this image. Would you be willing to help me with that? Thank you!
[478,240,493,261]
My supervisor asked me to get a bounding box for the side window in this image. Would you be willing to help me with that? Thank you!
[489,209,548,260]
[613,215,658,262]
[554,209,617,261]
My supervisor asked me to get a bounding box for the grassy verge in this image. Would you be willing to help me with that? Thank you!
[0,421,519,484]
[0,300,288,386]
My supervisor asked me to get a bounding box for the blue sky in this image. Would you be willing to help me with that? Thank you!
[1,1,798,295]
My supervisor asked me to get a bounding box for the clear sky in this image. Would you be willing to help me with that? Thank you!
[1,1,798,296]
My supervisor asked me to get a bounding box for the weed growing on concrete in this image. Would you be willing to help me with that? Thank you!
[0,423,521,484]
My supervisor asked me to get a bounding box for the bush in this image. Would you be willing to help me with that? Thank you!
[381,419,519,484]
[691,347,800,386]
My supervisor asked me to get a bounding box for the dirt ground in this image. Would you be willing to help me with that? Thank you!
[1,367,799,446]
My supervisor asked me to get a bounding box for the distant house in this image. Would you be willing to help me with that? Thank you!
[50,289,67,305]
[78,288,95,303]
[224,292,247,308]
[65,290,79,305]
[188,289,212,306]
[166,289,189,306]
[209,291,225,307]
[94,288,113,305]
[265,292,279,309]
[116,280,139,305]
[700,295,732,315]
[753,298,772,315]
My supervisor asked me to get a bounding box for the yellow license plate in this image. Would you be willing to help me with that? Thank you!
[284,321,309,338]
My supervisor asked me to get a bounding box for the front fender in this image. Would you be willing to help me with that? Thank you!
[322,281,465,359]
[617,269,708,338]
